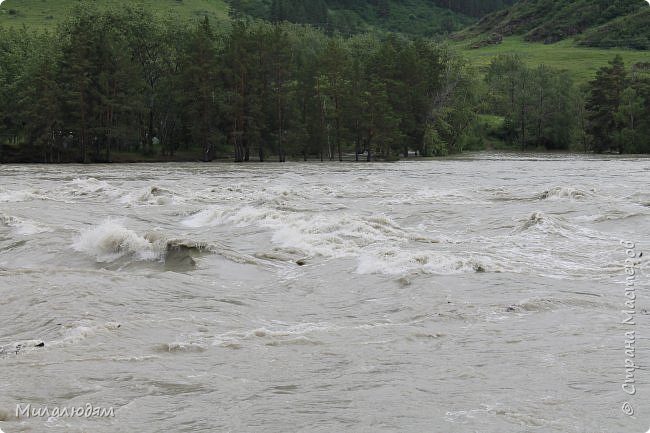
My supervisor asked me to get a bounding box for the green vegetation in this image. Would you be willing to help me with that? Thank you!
[0,7,479,162]
[429,0,516,18]
[458,0,648,48]
[453,36,647,83]
[586,55,650,153]
[2,0,650,162]
[477,53,650,153]
[230,0,475,36]
[484,55,580,151]
[0,0,230,29]
[0,0,513,36]
[578,7,650,49]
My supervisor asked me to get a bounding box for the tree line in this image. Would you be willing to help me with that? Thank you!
[483,54,650,153]
[1,6,649,163]
[0,6,478,163]
[586,55,650,153]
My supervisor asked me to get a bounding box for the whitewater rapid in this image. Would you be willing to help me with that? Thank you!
[0,154,648,432]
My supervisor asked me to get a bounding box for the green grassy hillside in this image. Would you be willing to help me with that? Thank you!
[230,0,475,36]
[0,0,500,36]
[578,6,650,49]
[457,0,649,48]
[454,36,648,83]
[0,0,231,29]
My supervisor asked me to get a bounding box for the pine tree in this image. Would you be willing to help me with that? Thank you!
[586,55,627,152]
[59,12,102,163]
[181,17,220,161]
[615,87,645,153]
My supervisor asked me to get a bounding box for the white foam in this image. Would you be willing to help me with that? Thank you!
[0,340,44,355]
[573,211,643,223]
[156,342,207,353]
[41,322,123,348]
[0,214,51,235]
[183,205,490,275]
[72,221,161,262]
[515,211,609,241]
[69,177,116,195]
[0,189,46,202]
[356,249,498,275]
[62,325,96,344]
[183,205,284,228]
[537,186,592,200]
[213,323,330,348]
[119,186,176,206]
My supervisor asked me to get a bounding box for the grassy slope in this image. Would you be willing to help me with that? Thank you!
[458,0,646,44]
[232,0,475,37]
[0,0,231,29]
[453,36,648,83]
[578,7,650,49]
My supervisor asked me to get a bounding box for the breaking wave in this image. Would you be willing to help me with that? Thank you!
[119,186,178,206]
[0,189,48,202]
[514,211,606,240]
[536,186,592,201]
[0,322,122,356]
[356,250,501,275]
[73,221,160,262]
[72,221,210,267]
[65,178,179,206]
[213,323,330,348]
[183,206,504,276]
[0,213,51,236]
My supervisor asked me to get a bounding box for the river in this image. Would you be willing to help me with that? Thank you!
[0,153,648,432]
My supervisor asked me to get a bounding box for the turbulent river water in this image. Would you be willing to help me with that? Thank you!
[0,153,649,433]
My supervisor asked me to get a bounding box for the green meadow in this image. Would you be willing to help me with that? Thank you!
[0,0,231,29]
[453,36,649,83]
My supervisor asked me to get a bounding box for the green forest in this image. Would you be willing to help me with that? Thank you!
[228,0,514,36]
[1,1,650,163]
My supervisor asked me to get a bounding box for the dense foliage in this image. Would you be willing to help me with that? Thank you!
[0,7,479,162]
[228,0,475,36]
[482,53,650,153]
[484,55,579,150]
[585,55,650,153]
[2,3,650,163]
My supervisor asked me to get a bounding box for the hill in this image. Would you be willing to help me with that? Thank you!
[0,0,230,29]
[429,0,517,18]
[0,0,517,35]
[229,0,520,36]
[457,0,650,49]
[577,6,650,49]
[453,35,648,83]
[230,0,470,36]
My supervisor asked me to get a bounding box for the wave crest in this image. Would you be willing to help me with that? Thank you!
[536,186,592,201]
[72,221,210,267]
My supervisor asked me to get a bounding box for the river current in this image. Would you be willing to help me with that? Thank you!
[0,153,648,432]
